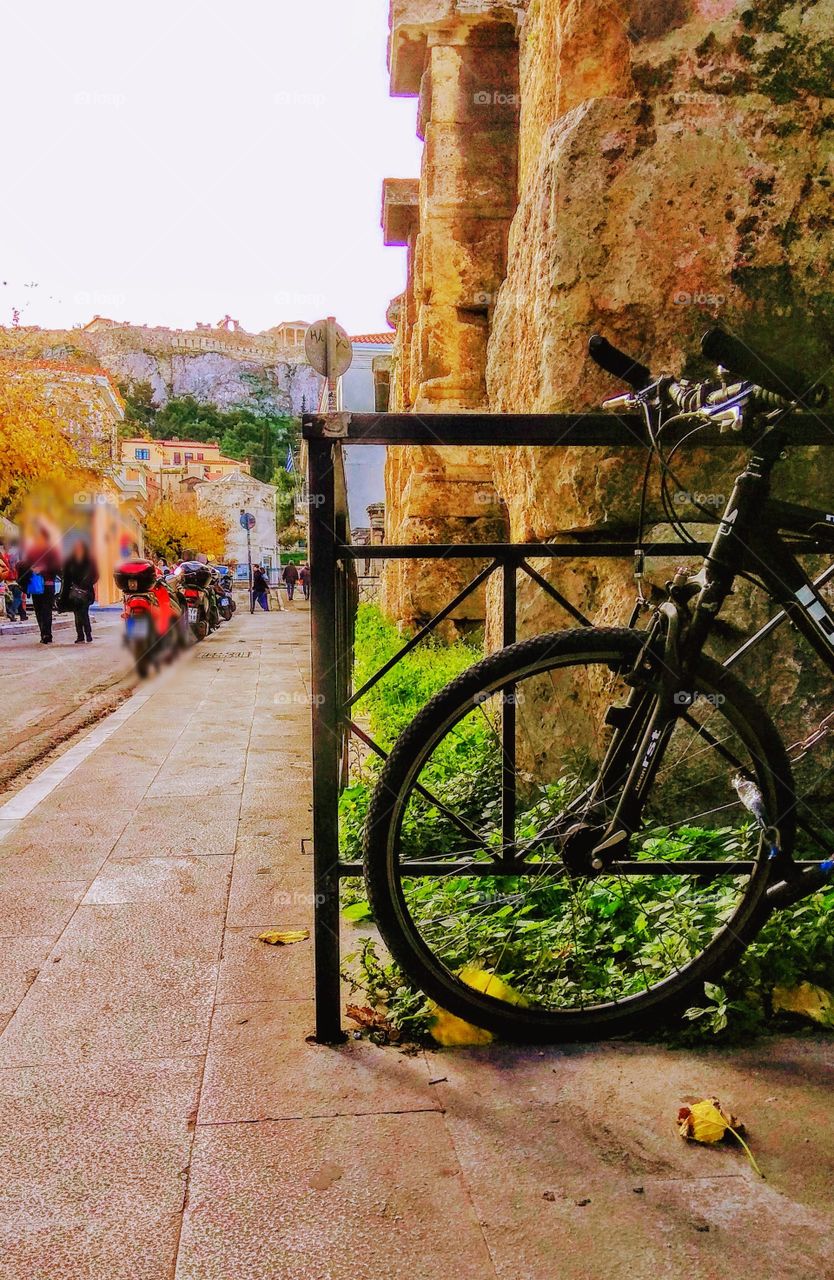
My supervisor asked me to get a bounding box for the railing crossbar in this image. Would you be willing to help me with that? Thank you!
[345,559,499,710]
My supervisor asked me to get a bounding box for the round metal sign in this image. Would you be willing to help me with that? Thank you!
[305,319,352,379]
[239,511,256,531]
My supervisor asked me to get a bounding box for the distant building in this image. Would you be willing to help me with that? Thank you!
[194,469,279,580]
[120,437,249,498]
[342,334,393,529]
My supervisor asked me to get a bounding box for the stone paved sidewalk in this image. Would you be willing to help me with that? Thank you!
[0,609,831,1279]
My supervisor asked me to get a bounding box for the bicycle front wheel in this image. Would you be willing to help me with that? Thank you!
[363,628,795,1041]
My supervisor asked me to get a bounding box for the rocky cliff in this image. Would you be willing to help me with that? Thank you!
[0,322,322,416]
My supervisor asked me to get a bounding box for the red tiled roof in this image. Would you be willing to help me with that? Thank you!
[350,333,395,345]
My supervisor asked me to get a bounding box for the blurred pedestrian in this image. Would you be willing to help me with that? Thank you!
[2,539,26,622]
[299,562,311,601]
[283,561,299,602]
[251,564,270,612]
[19,523,61,644]
[60,540,99,643]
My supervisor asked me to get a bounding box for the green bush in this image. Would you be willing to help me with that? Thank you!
[340,605,834,1044]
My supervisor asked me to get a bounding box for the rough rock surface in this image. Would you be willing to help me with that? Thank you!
[382,0,834,798]
[488,0,834,541]
[0,324,321,415]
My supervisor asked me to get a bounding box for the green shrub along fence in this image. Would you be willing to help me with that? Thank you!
[339,606,834,1043]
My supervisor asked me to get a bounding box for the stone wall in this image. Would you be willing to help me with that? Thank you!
[381,1,525,631]
[382,0,834,750]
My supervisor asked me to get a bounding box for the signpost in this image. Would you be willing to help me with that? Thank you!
[240,509,256,612]
[305,317,352,411]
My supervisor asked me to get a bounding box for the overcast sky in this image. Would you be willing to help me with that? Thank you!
[0,0,421,335]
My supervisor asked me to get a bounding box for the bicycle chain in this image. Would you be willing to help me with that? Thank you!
[786,710,834,763]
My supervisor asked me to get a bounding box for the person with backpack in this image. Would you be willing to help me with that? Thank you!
[19,523,62,644]
[59,540,99,643]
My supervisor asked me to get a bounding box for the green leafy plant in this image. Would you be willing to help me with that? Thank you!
[340,606,834,1045]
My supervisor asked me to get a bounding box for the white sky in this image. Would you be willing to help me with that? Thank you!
[0,0,421,335]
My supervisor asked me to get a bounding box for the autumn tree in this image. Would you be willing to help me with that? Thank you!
[0,365,86,515]
[143,499,228,563]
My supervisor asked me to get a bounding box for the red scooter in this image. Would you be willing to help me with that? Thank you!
[114,560,188,676]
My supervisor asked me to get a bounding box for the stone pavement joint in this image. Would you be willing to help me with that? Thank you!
[0,608,832,1279]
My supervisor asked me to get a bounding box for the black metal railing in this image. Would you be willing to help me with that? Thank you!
[303,410,834,1043]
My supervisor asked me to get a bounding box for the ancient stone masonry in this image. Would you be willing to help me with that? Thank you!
[382,0,525,630]
[383,0,834,759]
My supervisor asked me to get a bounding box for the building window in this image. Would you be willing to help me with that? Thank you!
[173,451,182,465]
[134,447,150,461]
[196,452,204,461]
[185,451,193,463]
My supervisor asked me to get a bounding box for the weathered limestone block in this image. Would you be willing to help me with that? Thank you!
[488,0,834,544]
[381,0,523,625]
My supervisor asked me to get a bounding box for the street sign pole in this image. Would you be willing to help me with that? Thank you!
[240,510,255,612]
[326,315,338,411]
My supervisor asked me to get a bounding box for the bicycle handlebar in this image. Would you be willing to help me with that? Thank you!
[701,327,828,408]
[588,335,652,391]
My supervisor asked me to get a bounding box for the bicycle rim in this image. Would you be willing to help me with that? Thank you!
[363,628,794,1040]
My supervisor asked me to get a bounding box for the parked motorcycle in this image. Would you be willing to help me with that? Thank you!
[175,561,215,641]
[114,559,188,677]
[212,566,236,621]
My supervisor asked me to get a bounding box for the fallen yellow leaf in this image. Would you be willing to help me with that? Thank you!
[678,1096,764,1178]
[772,982,834,1028]
[678,1098,733,1144]
[428,965,527,1046]
[257,928,310,946]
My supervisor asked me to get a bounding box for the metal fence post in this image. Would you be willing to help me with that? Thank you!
[308,437,345,1043]
[501,560,517,863]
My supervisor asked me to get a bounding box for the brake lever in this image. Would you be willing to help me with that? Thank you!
[602,392,638,412]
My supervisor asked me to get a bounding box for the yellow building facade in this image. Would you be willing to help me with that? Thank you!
[120,438,250,497]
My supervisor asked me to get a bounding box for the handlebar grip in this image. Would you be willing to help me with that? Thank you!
[701,327,828,408]
[588,335,652,391]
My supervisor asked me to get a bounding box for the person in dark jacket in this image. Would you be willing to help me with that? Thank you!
[299,562,311,601]
[19,524,62,644]
[251,564,270,612]
[60,540,99,643]
[282,561,299,602]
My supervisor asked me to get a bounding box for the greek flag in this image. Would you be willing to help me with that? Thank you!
[285,445,295,473]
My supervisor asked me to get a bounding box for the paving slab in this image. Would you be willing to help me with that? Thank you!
[0,1058,199,1280]
[110,800,239,859]
[198,999,438,1123]
[175,1112,493,1280]
[0,902,221,1065]
[215,923,314,1004]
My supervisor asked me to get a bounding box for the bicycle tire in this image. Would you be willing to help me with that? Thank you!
[363,628,795,1042]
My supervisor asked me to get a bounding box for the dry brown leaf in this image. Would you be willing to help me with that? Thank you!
[346,1003,394,1034]
[257,928,310,946]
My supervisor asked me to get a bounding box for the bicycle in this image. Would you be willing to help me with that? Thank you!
[362,327,834,1041]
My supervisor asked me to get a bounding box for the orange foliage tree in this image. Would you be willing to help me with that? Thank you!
[143,499,228,563]
[0,366,85,515]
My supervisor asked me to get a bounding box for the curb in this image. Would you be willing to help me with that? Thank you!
[0,617,76,638]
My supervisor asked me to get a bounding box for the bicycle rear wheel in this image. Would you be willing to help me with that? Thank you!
[363,628,795,1041]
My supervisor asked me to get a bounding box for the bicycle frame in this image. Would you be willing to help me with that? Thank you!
[593,424,834,901]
